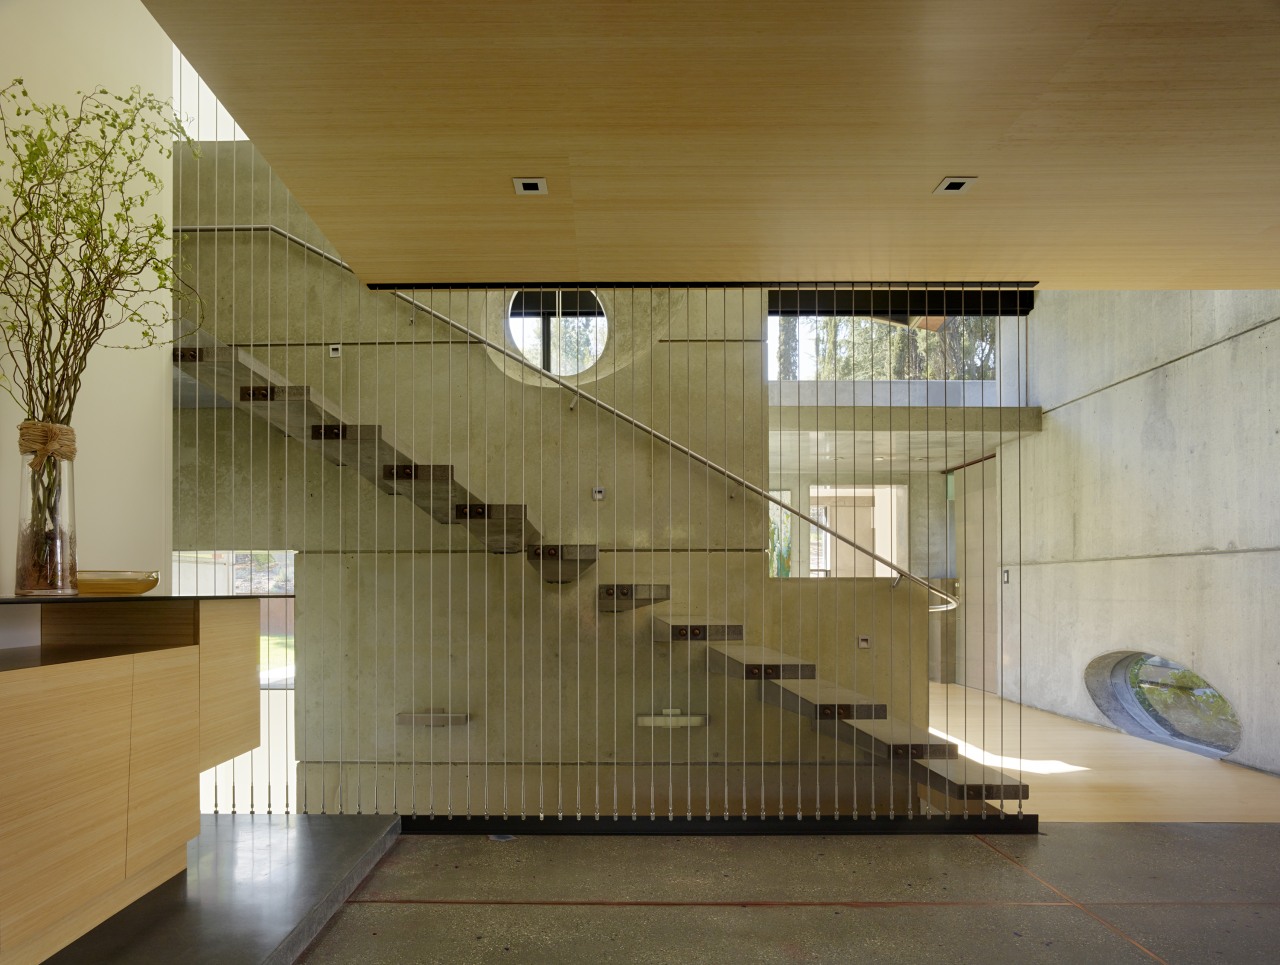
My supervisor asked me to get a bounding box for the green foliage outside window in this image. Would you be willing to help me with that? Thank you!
[1127,657,1241,752]
[773,315,997,381]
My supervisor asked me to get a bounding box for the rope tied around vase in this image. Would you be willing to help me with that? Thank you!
[17,420,78,471]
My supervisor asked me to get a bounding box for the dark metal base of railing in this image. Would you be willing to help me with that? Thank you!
[400,813,1039,835]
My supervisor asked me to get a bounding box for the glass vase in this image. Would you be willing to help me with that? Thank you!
[15,451,77,596]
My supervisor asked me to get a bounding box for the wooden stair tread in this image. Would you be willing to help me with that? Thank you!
[911,758,1029,801]
[706,644,816,680]
[835,718,959,759]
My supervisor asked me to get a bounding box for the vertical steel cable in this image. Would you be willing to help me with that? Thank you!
[507,286,515,821]
[446,287,455,818]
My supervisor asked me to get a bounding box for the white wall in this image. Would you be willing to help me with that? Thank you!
[0,0,174,593]
[1006,290,1280,773]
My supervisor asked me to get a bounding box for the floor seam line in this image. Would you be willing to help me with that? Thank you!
[974,834,1172,965]
[346,897,1075,909]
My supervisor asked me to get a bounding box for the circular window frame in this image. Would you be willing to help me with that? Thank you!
[507,288,609,378]
[1084,650,1242,758]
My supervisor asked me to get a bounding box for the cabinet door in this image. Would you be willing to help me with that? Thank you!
[198,598,261,770]
[128,646,200,876]
[0,656,133,950]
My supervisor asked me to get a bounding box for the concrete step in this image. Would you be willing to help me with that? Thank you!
[760,678,886,721]
[309,424,406,492]
[383,463,475,524]
[454,503,541,554]
[706,644,815,680]
[822,718,959,760]
[910,758,1030,802]
[527,544,598,583]
[598,584,671,611]
[652,614,744,643]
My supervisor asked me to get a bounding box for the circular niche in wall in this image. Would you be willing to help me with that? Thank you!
[1085,651,1242,757]
[508,289,608,377]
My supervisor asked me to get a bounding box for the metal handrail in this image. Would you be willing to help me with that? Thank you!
[176,223,960,612]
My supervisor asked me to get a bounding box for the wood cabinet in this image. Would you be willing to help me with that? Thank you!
[0,597,259,965]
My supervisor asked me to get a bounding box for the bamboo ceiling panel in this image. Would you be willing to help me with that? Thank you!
[143,0,1280,288]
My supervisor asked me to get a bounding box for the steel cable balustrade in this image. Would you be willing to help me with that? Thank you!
[173,223,959,613]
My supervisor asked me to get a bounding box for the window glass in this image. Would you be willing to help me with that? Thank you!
[1125,655,1242,753]
[767,315,997,381]
[509,290,608,376]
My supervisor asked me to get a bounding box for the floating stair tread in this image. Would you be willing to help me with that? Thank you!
[761,678,887,720]
[911,758,1029,801]
[312,426,408,492]
[528,544,599,584]
[837,718,959,760]
[384,465,477,524]
[598,584,672,611]
[174,333,353,435]
[706,644,816,680]
[455,504,541,554]
[528,544,598,561]
[652,614,745,642]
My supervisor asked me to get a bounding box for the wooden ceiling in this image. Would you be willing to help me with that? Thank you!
[143,0,1280,288]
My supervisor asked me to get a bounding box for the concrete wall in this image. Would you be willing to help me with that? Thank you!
[1004,290,1280,773]
[173,144,930,815]
[0,0,174,593]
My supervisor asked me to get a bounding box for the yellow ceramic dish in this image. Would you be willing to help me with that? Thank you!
[77,570,160,596]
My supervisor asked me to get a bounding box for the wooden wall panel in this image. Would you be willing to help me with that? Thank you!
[0,656,133,951]
[197,598,261,770]
[41,600,196,651]
[127,647,200,877]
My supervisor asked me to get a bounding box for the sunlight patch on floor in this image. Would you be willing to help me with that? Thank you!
[927,725,1090,775]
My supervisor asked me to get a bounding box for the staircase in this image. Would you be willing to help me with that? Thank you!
[175,331,592,577]
[176,328,1028,819]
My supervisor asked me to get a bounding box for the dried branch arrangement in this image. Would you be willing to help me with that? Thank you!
[0,78,195,593]
[0,77,194,422]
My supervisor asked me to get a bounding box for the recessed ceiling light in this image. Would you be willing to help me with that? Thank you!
[513,177,548,196]
[873,456,887,462]
[933,176,976,195]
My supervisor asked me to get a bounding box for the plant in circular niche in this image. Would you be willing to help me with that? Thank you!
[0,78,196,593]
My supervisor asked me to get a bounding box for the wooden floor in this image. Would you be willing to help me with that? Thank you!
[929,683,1280,822]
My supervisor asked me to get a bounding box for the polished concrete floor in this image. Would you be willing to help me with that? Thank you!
[299,825,1280,965]
[47,813,399,965]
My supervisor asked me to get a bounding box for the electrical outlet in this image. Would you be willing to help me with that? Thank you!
[1002,569,1010,584]
[591,486,606,501]
[329,344,342,358]
[858,636,871,649]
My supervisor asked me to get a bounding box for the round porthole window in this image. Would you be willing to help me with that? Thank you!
[1085,651,1242,756]
[508,289,608,377]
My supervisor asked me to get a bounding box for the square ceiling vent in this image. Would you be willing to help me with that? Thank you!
[933,176,976,195]
[513,177,548,196]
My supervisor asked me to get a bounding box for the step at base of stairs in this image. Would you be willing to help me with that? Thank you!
[818,718,959,759]
[707,644,815,680]
[911,758,1029,802]
[761,678,887,721]
[527,544,599,583]
[652,614,744,643]
[598,584,671,611]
